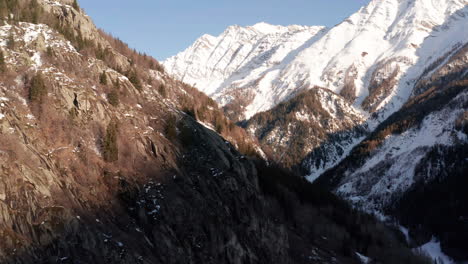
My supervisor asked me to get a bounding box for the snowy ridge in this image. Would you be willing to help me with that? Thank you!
[163,22,325,117]
[164,0,468,121]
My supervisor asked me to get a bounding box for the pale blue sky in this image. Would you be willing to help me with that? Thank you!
[78,0,370,61]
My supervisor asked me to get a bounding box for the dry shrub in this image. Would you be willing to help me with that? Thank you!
[0,134,39,169]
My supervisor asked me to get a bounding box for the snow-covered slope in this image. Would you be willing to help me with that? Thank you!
[319,39,468,213]
[164,0,467,122]
[314,40,468,261]
[163,22,324,96]
[163,23,326,120]
[336,91,467,211]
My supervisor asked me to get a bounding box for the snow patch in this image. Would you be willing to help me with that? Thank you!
[417,238,455,264]
[31,52,42,68]
[356,252,371,264]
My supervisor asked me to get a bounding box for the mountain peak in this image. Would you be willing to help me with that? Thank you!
[249,22,285,34]
[163,0,467,121]
[163,21,326,97]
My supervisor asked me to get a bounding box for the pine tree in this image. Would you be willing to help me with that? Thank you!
[28,0,40,24]
[158,83,166,97]
[127,70,142,91]
[164,116,177,141]
[6,32,15,50]
[46,46,53,57]
[103,119,119,162]
[113,78,120,89]
[99,71,107,85]
[107,89,119,107]
[6,0,19,12]
[72,0,79,10]
[0,49,6,73]
[29,72,47,102]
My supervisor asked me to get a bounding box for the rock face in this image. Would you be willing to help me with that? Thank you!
[0,1,430,264]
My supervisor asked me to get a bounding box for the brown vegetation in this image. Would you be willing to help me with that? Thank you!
[0,2,436,262]
[245,87,363,168]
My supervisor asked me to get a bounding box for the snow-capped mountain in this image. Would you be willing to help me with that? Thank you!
[164,0,467,122]
[164,0,467,177]
[163,23,326,120]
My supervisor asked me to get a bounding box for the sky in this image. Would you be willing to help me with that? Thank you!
[78,0,370,61]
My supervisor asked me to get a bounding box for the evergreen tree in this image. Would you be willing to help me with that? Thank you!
[103,119,119,162]
[29,72,47,102]
[72,0,79,10]
[6,0,19,12]
[0,49,6,73]
[113,78,120,89]
[107,89,119,107]
[127,70,142,91]
[158,83,166,97]
[46,46,53,57]
[30,0,40,24]
[165,116,177,141]
[96,44,106,60]
[99,71,107,85]
[6,32,15,50]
